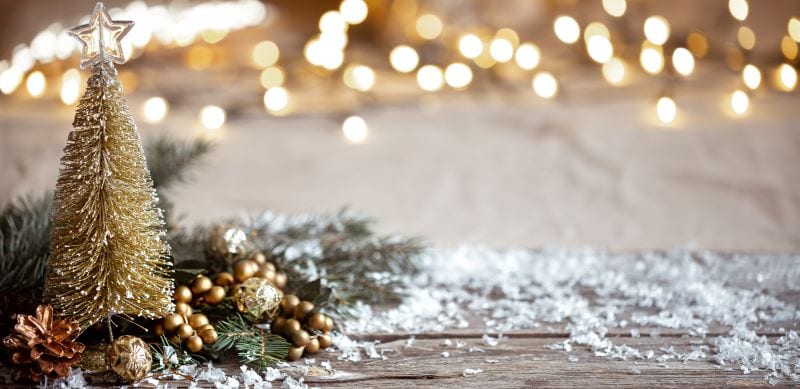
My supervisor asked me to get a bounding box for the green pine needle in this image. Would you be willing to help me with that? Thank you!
[214,314,290,370]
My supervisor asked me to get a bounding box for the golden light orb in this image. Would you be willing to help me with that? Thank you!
[586,35,613,63]
[602,0,626,17]
[584,22,610,41]
[775,63,798,91]
[781,35,798,60]
[342,116,368,144]
[390,45,419,73]
[319,11,348,33]
[671,47,695,77]
[25,70,45,97]
[737,26,755,50]
[263,86,289,113]
[416,14,443,40]
[602,57,625,85]
[644,16,670,45]
[742,64,761,90]
[532,71,558,99]
[728,0,749,21]
[458,34,483,59]
[444,62,473,89]
[730,90,749,115]
[260,66,285,89]
[200,105,226,130]
[790,18,800,43]
[340,0,368,25]
[59,68,80,105]
[343,64,376,91]
[252,41,279,68]
[554,16,580,44]
[640,45,664,75]
[489,38,514,63]
[416,65,444,91]
[143,97,168,124]
[656,96,677,124]
[515,43,541,70]
[687,32,709,58]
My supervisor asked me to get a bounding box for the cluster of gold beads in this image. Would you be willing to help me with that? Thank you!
[272,295,334,361]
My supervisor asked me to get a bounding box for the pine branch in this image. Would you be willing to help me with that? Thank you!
[150,335,205,373]
[0,194,52,293]
[214,314,290,370]
[146,134,213,190]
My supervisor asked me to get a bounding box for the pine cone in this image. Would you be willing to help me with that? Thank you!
[2,305,85,383]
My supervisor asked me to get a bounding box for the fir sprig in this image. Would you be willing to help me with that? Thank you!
[150,335,205,373]
[213,314,290,370]
[0,194,52,293]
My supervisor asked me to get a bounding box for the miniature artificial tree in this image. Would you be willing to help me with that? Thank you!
[43,2,174,334]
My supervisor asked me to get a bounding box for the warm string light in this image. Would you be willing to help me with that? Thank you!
[143,96,168,124]
[60,68,80,105]
[586,36,613,64]
[444,63,472,89]
[200,105,226,130]
[25,70,46,98]
[742,64,761,90]
[728,0,749,21]
[729,90,749,115]
[790,18,800,43]
[263,86,290,114]
[514,43,541,70]
[416,14,443,40]
[252,41,279,68]
[260,66,285,89]
[602,57,626,85]
[644,16,670,46]
[602,0,626,17]
[390,45,419,73]
[343,64,375,92]
[339,0,368,25]
[554,16,580,44]
[671,48,695,77]
[416,65,444,91]
[656,96,677,124]
[532,72,558,99]
[640,44,664,75]
[342,115,368,144]
[458,34,483,59]
[775,63,798,91]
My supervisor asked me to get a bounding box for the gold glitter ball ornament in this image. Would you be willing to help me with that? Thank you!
[207,224,249,262]
[106,336,152,383]
[233,278,283,318]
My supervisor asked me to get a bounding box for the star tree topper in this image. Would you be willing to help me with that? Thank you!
[68,2,134,69]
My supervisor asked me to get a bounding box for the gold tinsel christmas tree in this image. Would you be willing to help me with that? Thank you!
[43,3,174,331]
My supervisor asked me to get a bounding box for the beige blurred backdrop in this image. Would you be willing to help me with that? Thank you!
[1,0,799,251]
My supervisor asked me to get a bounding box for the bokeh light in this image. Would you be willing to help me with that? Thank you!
[602,57,625,85]
[343,65,376,92]
[342,116,368,144]
[458,34,483,59]
[489,38,514,63]
[416,65,444,91]
[671,47,695,77]
[640,45,664,74]
[737,26,755,50]
[775,63,798,91]
[781,35,798,60]
[200,105,226,130]
[584,22,610,41]
[728,0,748,21]
[742,64,761,90]
[790,18,800,43]
[602,0,626,17]
[143,97,168,124]
[644,16,670,45]
[687,32,709,58]
[416,14,443,40]
[515,43,541,70]
[340,0,368,25]
[586,36,613,63]
[260,66,285,89]
[656,96,676,124]
[319,11,347,33]
[532,72,558,99]
[59,68,80,105]
[26,70,45,97]
[444,63,473,89]
[554,16,580,44]
[263,86,289,113]
[730,90,749,115]
[390,45,419,73]
[252,41,279,68]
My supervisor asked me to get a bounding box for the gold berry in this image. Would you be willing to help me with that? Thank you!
[198,324,214,334]
[273,272,287,289]
[205,286,226,304]
[163,313,184,332]
[153,322,165,336]
[191,276,213,295]
[322,316,334,333]
[287,346,305,361]
[175,302,192,318]
[307,313,326,330]
[186,335,204,353]
[177,323,193,340]
[262,262,276,272]
[200,328,218,345]
[215,272,235,287]
[174,285,193,303]
[292,329,310,347]
[318,333,333,348]
[284,318,301,335]
[254,268,276,282]
[280,295,300,315]
[272,317,286,335]
[188,313,210,329]
[294,301,315,320]
[305,338,320,354]
[250,251,267,264]
[234,260,257,282]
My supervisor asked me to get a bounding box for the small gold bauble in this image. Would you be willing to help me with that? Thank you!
[175,302,193,318]
[234,260,257,283]
[294,301,315,320]
[305,338,320,354]
[273,272,288,289]
[106,336,152,383]
[177,323,193,340]
[205,286,226,304]
[287,346,305,361]
[233,278,283,318]
[318,333,333,349]
[198,323,214,333]
[322,316,334,333]
[200,328,218,345]
[163,313,184,332]
[254,268,276,282]
[215,272,235,287]
[207,224,249,262]
[283,318,301,335]
[191,276,213,295]
[174,285,193,303]
[307,313,326,330]
[188,313,210,329]
[185,335,204,353]
[280,295,300,314]
[292,329,310,347]
[271,316,286,335]
[250,251,267,264]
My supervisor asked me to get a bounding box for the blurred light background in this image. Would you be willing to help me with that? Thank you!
[0,0,799,251]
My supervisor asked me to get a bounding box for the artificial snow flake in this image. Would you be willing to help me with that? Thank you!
[441,351,450,358]
[463,368,484,377]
